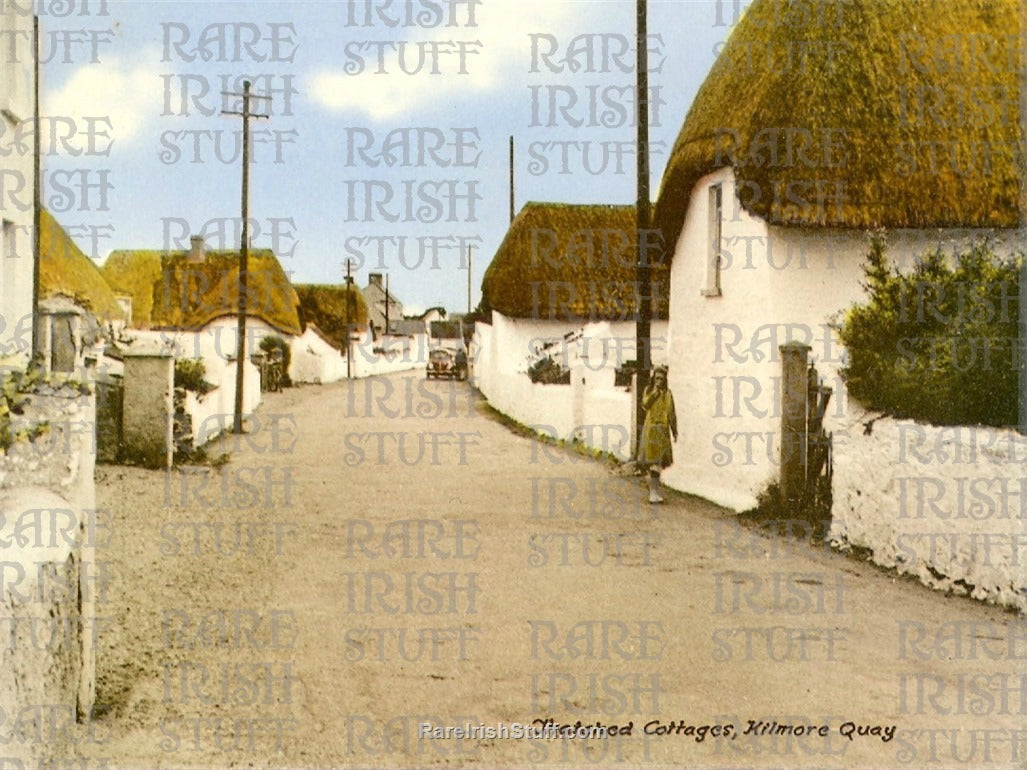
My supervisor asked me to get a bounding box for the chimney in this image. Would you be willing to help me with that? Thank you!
[369,272,383,288]
[188,235,205,263]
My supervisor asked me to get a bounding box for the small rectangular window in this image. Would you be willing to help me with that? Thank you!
[702,183,723,297]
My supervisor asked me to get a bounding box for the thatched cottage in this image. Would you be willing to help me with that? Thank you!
[38,210,125,373]
[102,238,300,421]
[476,202,670,455]
[102,237,301,346]
[652,0,1023,509]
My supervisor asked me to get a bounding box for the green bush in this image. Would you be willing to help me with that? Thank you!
[837,237,1021,427]
[527,355,570,385]
[259,335,292,386]
[174,358,215,395]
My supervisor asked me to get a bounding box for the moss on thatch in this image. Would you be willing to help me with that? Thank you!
[481,202,670,322]
[295,284,370,349]
[653,0,1022,248]
[39,209,124,320]
[102,248,301,335]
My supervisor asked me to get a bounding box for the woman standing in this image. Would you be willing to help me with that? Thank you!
[638,365,677,504]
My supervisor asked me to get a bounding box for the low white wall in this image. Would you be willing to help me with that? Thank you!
[352,334,427,378]
[290,328,348,384]
[184,359,261,446]
[830,411,1027,612]
[474,317,635,460]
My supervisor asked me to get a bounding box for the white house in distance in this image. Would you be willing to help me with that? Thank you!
[0,1,35,364]
[476,201,670,458]
[651,0,1023,511]
[362,272,403,336]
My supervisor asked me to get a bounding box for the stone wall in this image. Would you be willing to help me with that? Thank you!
[830,409,1026,612]
[0,389,100,766]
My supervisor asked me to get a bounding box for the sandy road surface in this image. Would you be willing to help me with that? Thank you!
[53,372,1026,768]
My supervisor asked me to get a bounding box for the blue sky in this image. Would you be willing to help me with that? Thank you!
[42,0,735,313]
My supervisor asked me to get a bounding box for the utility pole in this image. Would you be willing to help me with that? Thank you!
[1019,0,1027,434]
[222,80,270,434]
[345,259,353,379]
[634,0,652,451]
[467,244,472,314]
[384,273,390,333]
[31,13,40,359]
[509,135,515,224]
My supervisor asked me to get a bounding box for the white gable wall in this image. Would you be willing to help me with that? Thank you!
[0,2,34,363]
[664,167,1023,511]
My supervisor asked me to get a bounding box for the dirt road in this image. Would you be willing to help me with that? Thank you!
[61,372,1025,768]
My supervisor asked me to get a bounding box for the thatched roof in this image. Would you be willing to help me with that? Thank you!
[295,284,370,349]
[653,0,1022,248]
[102,248,301,335]
[40,209,124,321]
[481,202,670,322]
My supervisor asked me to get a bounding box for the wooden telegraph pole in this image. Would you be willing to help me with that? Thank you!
[222,80,271,434]
[634,0,652,451]
[31,13,40,358]
[509,135,515,224]
[1019,0,1027,433]
[345,259,353,379]
[467,244,473,314]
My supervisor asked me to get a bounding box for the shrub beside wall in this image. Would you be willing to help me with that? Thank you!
[837,239,1021,427]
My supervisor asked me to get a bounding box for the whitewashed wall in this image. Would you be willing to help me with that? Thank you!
[128,329,262,445]
[830,411,1027,612]
[474,312,660,461]
[352,333,428,378]
[183,359,261,446]
[664,166,1025,511]
[290,327,348,384]
[0,3,34,365]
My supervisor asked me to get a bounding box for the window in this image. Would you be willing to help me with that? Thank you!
[702,183,723,297]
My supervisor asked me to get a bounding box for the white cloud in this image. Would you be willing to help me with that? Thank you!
[308,0,590,119]
[43,48,161,152]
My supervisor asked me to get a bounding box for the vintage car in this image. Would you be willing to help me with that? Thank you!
[426,348,467,380]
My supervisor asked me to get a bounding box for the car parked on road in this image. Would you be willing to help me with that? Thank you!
[427,348,466,380]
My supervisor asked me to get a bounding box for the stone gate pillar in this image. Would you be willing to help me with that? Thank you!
[122,348,174,469]
[779,341,811,506]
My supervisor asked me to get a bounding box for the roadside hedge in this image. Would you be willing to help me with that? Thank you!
[837,238,1021,427]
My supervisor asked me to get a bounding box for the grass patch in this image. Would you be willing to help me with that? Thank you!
[476,400,625,468]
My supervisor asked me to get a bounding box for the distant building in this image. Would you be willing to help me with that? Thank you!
[362,272,403,334]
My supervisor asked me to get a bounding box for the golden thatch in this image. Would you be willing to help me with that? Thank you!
[39,209,124,320]
[481,202,670,322]
[295,284,370,349]
[102,248,301,335]
[653,0,1022,247]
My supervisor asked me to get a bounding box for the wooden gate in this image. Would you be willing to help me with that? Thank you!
[779,341,833,516]
[804,360,833,514]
